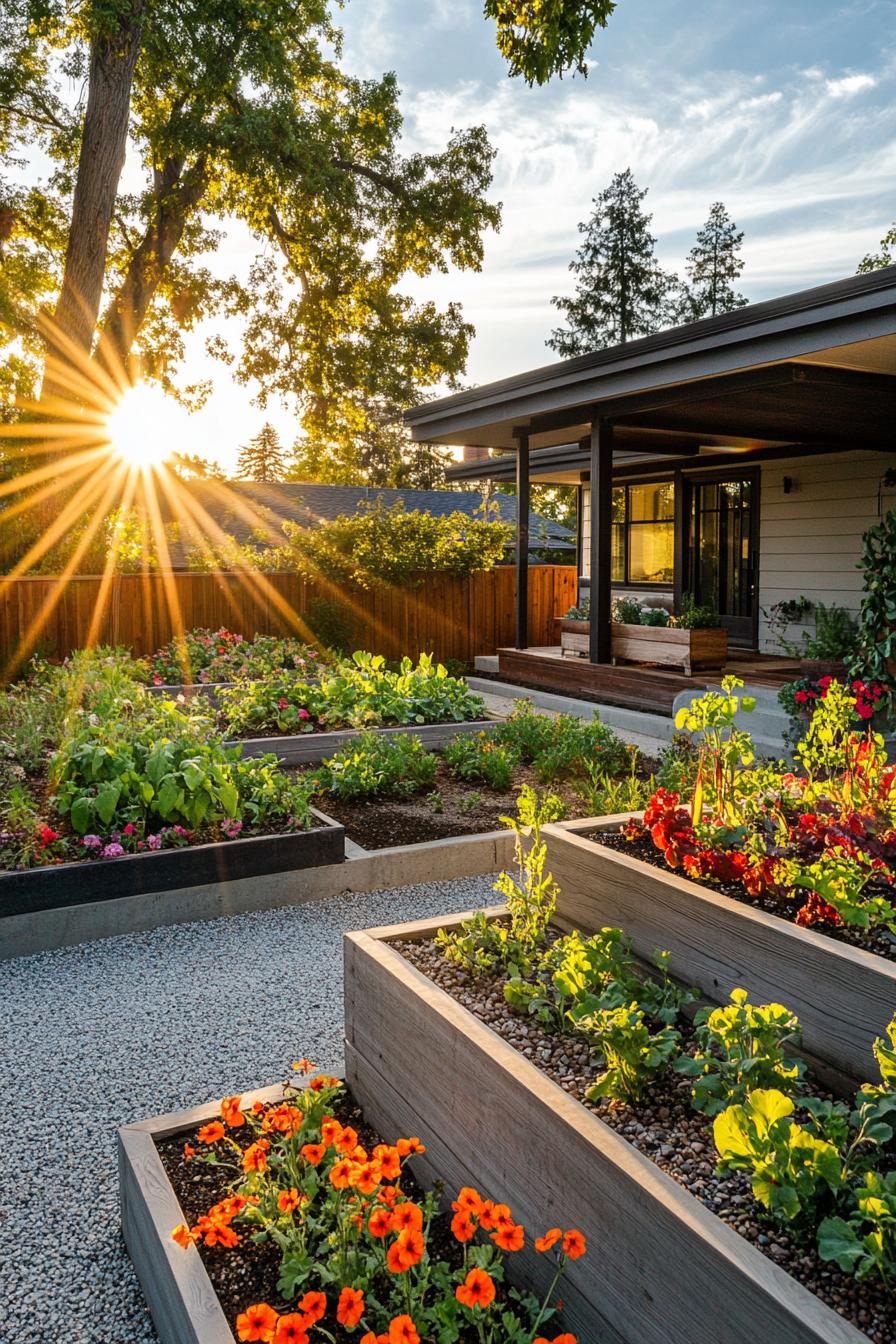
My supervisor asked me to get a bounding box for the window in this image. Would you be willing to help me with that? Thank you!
[612,481,675,584]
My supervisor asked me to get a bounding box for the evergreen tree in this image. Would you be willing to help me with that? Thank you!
[548,169,673,355]
[236,424,288,482]
[683,202,747,320]
[857,223,896,273]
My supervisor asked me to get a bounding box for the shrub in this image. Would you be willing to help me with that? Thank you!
[442,731,519,791]
[315,732,438,800]
[495,701,632,783]
[672,592,720,629]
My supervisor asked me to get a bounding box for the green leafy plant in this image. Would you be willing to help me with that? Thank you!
[673,676,756,824]
[442,731,520,791]
[612,596,643,625]
[850,507,896,709]
[641,606,669,627]
[315,732,438,800]
[457,789,484,815]
[674,989,805,1116]
[673,593,720,629]
[585,1004,682,1104]
[818,1171,896,1288]
[437,787,564,974]
[803,603,859,661]
[713,1088,843,1221]
[576,757,653,816]
[563,597,590,621]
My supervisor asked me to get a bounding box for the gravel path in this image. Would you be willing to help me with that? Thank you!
[0,876,494,1344]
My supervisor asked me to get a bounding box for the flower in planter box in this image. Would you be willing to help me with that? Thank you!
[337,1287,365,1327]
[236,1303,279,1342]
[456,1267,496,1308]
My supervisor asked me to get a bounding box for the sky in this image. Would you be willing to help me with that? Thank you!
[172,0,896,471]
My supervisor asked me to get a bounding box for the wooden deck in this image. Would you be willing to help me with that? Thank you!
[496,646,801,715]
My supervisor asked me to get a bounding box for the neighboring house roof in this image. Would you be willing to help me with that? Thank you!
[163,479,574,567]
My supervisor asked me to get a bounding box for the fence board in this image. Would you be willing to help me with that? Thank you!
[0,566,577,670]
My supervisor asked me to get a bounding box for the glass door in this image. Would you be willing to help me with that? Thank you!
[686,474,758,646]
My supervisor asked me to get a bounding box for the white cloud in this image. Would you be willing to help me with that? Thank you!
[825,72,877,96]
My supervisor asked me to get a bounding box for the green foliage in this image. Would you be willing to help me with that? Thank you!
[144,629,320,686]
[682,202,747,320]
[494,701,632,784]
[611,596,644,625]
[673,592,720,630]
[674,676,756,823]
[795,679,869,781]
[315,731,437,800]
[236,423,288,482]
[804,603,859,661]
[302,598,355,655]
[791,851,896,934]
[674,989,804,1117]
[266,504,513,589]
[641,606,669,628]
[857,222,896,273]
[486,0,617,84]
[549,169,674,355]
[442,731,519,791]
[563,597,589,621]
[575,757,653,817]
[437,787,564,974]
[851,508,896,706]
[585,1004,682,1104]
[713,1089,843,1222]
[818,1172,896,1288]
[220,651,485,735]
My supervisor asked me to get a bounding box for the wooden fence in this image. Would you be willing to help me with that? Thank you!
[0,565,577,668]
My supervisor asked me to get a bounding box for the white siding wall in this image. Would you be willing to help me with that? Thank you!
[757,451,891,652]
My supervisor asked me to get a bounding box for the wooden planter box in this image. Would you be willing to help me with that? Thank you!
[0,808,343,919]
[119,1081,292,1344]
[543,815,896,1085]
[345,911,866,1344]
[559,620,728,674]
[233,719,504,766]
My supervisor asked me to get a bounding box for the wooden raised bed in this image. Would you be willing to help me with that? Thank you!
[0,807,343,919]
[233,718,504,766]
[345,910,867,1344]
[559,618,727,674]
[119,1081,290,1344]
[543,815,896,1085]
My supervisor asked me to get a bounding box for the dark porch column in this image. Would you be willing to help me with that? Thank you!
[589,418,614,663]
[515,430,529,649]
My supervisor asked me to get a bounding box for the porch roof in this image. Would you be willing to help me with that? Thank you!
[408,266,896,465]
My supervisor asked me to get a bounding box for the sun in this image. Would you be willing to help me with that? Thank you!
[105,383,189,471]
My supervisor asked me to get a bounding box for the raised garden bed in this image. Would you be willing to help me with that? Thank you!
[559,618,728,673]
[0,807,343,918]
[345,910,872,1344]
[233,718,503,766]
[542,814,896,1085]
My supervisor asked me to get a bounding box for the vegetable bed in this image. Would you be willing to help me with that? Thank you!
[346,910,884,1344]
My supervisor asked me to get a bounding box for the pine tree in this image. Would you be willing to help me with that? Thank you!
[683,202,747,320]
[548,169,673,355]
[236,424,288,482]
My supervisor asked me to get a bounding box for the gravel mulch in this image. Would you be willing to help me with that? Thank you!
[397,937,896,1344]
[0,874,495,1344]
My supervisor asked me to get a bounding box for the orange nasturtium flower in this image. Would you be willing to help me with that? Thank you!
[300,1142,326,1166]
[221,1095,245,1128]
[329,1158,355,1189]
[277,1188,303,1214]
[373,1143,402,1180]
[388,1316,420,1344]
[273,1315,309,1344]
[242,1139,270,1174]
[292,1057,314,1074]
[182,1142,197,1161]
[298,1291,327,1324]
[236,1302,279,1342]
[321,1117,343,1146]
[197,1121,225,1144]
[452,1187,483,1216]
[170,1223,196,1249]
[336,1286,365,1327]
[533,1335,577,1344]
[368,1206,392,1238]
[334,1124,359,1153]
[396,1136,426,1156]
[386,1227,424,1273]
[535,1227,563,1253]
[389,1202,423,1234]
[562,1229,587,1260]
[451,1210,476,1243]
[491,1221,525,1252]
[456,1268,496,1310]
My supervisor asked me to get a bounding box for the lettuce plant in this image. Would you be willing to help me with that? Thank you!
[675,988,805,1116]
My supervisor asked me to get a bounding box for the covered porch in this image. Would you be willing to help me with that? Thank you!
[407,267,896,714]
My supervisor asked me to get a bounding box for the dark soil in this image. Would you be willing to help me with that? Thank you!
[397,936,896,1344]
[312,762,585,849]
[156,1085,542,1343]
[593,827,896,962]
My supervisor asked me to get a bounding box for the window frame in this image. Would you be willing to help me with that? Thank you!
[611,477,676,589]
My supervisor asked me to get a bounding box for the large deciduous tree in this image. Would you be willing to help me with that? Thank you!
[548,169,674,355]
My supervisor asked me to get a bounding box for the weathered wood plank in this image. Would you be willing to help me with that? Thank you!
[545,818,896,1083]
[344,926,866,1344]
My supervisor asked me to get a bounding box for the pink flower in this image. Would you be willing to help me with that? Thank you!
[278,697,289,710]
[298,708,310,721]
[102,843,125,858]
[123,823,136,836]
[147,834,162,851]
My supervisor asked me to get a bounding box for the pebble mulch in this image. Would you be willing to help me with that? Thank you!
[0,875,494,1344]
[397,937,896,1344]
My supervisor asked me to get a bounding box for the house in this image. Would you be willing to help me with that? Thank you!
[404,266,896,711]
[162,480,574,566]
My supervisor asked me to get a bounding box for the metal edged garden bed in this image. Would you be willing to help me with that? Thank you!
[344,909,868,1344]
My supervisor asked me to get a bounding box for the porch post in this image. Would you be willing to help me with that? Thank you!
[515,430,529,649]
[589,418,614,663]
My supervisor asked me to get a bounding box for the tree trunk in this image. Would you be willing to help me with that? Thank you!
[96,154,210,371]
[47,1,146,368]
